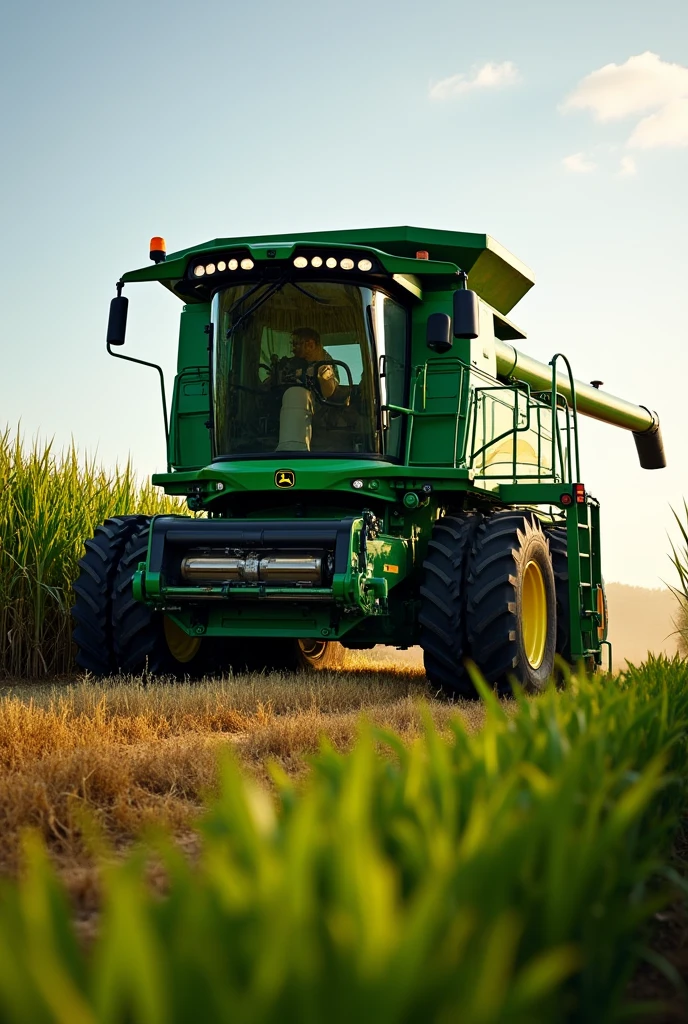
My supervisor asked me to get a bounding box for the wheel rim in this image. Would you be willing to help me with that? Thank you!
[522,560,547,669]
[163,616,201,664]
[297,638,328,663]
[597,585,607,641]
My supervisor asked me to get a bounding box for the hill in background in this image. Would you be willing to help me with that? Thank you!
[605,583,680,667]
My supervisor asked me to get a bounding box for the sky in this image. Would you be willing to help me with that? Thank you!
[1,0,687,589]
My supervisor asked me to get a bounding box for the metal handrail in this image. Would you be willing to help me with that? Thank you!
[549,353,581,481]
[383,353,583,483]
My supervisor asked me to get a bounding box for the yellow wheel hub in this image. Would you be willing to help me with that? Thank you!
[298,638,328,663]
[596,586,607,641]
[521,560,547,669]
[163,616,202,664]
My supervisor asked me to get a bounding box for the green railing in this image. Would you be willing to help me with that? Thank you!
[469,354,581,484]
[385,356,581,482]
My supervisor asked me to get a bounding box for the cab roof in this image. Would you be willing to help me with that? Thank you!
[124,225,535,315]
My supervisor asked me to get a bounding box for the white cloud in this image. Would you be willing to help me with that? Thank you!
[562,52,688,121]
[429,61,520,100]
[618,155,637,176]
[628,98,688,148]
[562,152,597,173]
[561,52,688,150]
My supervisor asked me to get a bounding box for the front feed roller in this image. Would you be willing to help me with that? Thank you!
[104,514,391,677]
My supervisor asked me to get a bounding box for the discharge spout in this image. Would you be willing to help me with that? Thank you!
[494,339,666,470]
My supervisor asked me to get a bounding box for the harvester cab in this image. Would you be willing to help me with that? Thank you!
[74,226,665,695]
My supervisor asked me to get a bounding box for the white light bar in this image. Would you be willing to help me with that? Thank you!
[192,252,375,279]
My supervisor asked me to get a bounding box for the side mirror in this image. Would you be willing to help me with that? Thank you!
[453,289,479,339]
[107,295,129,347]
[426,313,453,354]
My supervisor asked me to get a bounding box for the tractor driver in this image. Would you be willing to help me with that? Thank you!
[275,327,339,451]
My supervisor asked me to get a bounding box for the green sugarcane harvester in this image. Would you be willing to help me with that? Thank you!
[72,227,666,695]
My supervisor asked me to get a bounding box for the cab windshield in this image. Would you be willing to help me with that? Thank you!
[211,281,407,458]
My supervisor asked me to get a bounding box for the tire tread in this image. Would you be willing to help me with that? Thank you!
[419,514,480,697]
[71,515,150,675]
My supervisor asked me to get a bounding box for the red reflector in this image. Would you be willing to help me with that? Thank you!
[560,493,573,507]
[416,250,429,260]
[574,483,585,504]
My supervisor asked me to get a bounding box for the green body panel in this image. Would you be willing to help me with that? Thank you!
[151,459,473,501]
[168,303,212,470]
[110,225,665,666]
[177,303,211,371]
[168,367,210,470]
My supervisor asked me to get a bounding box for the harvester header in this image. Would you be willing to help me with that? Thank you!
[75,225,666,695]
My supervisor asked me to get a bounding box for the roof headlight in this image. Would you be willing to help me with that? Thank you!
[193,265,205,277]
[217,260,226,272]
[340,258,354,270]
[311,256,323,268]
[293,256,308,269]
[228,258,238,270]
[352,478,364,490]
[240,258,254,270]
[357,258,372,272]
[205,263,216,275]
[326,257,337,269]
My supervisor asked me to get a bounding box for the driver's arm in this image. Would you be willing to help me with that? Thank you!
[316,362,337,399]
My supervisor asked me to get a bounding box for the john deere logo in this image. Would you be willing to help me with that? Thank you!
[275,469,295,488]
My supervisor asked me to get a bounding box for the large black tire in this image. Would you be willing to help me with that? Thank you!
[419,514,480,697]
[112,522,208,678]
[72,515,151,675]
[467,512,557,694]
[546,526,571,663]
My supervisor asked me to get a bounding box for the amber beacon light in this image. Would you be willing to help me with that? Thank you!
[149,236,166,264]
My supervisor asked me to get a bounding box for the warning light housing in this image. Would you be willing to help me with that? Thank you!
[574,483,586,504]
[149,236,166,264]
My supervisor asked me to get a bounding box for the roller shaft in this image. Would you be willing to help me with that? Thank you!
[181,555,322,584]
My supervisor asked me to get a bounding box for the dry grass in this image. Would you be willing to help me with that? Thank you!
[0,654,496,877]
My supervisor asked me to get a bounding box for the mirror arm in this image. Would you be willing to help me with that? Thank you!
[106,341,171,473]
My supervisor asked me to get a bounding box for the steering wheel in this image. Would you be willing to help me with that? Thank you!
[307,360,354,406]
[259,358,354,406]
